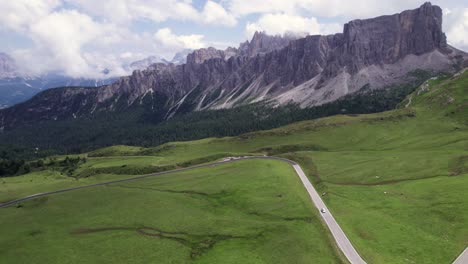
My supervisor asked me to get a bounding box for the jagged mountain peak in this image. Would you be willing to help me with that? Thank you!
[420,1,435,8]
[185,31,296,65]
[239,31,297,57]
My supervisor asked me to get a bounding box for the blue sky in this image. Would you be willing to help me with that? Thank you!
[1,0,467,78]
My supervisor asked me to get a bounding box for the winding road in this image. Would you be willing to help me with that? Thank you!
[0,156,366,263]
[1,156,463,263]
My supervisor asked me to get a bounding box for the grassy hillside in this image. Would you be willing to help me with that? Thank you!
[1,70,467,263]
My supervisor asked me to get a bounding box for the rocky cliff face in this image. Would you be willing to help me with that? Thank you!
[1,2,466,129]
[323,2,447,76]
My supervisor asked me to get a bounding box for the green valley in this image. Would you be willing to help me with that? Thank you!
[1,70,467,263]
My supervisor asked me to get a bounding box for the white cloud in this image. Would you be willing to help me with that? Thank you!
[0,1,211,78]
[12,10,125,78]
[0,0,60,32]
[246,13,341,37]
[64,0,200,24]
[120,52,137,59]
[444,8,468,51]
[202,1,237,26]
[65,0,236,26]
[154,28,206,50]
[228,0,426,18]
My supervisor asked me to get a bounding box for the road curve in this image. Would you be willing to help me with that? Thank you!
[453,248,468,264]
[0,156,366,264]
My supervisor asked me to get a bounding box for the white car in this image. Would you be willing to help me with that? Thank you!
[320,208,326,214]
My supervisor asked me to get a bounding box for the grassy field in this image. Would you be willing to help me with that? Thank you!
[287,150,468,264]
[323,171,467,264]
[1,70,467,263]
[0,160,343,263]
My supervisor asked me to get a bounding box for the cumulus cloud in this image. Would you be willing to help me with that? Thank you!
[154,28,206,50]
[0,0,60,32]
[444,8,468,51]
[0,0,232,78]
[0,0,213,78]
[202,1,237,26]
[12,10,126,78]
[245,13,341,37]
[228,0,427,18]
[65,0,236,26]
[64,0,200,24]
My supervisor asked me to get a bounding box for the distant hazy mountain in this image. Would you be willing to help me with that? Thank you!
[129,56,170,71]
[0,74,117,109]
[170,49,192,65]
[0,55,117,108]
[1,3,467,129]
[129,49,193,71]
[0,48,196,108]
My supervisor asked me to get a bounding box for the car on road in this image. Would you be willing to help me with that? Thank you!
[320,208,326,213]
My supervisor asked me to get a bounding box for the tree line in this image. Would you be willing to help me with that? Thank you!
[0,70,432,161]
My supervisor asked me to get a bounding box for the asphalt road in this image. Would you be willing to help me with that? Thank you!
[453,248,468,264]
[291,163,366,264]
[0,156,367,263]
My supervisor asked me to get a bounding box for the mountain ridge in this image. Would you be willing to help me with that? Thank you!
[0,48,194,109]
[0,2,466,129]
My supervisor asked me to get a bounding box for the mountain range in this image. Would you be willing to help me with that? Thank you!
[0,2,466,130]
[0,49,193,109]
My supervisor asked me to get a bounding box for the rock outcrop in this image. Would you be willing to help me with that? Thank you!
[324,2,447,76]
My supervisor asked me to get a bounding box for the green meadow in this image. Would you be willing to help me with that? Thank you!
[1,71,467,263]
[0,160,342,264]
